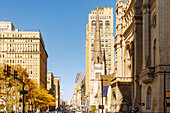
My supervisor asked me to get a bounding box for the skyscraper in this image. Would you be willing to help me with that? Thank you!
[85,6,114,106]
[0,21,48,89]
[54,76,60,109]
[47,71,55,97]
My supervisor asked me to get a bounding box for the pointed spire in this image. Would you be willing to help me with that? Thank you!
[93,7,102,64]
[94,7,101,52]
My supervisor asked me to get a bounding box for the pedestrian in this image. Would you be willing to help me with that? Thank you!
[46,109,49,113]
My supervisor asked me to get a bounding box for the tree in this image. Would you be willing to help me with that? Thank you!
[34,88,55,109]
[0,64,16,112]
[0,63,56,112]
[0,64,30,112]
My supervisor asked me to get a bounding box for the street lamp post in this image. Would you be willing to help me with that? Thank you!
[101,79,103,113]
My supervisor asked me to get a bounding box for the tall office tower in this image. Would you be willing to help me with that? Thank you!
[0,21,48,89]
[47,71,55,97]
[54,76,60,109]
[85,7,114,105]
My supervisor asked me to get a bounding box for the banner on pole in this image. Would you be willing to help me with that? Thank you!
[103,86,108,97]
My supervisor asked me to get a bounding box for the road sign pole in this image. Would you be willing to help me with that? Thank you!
[23,83,25,113]
[101,79,103,113]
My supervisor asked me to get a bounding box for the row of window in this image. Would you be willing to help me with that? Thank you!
[6,59,38,64]
[6,54,38,58]
[91,16,111,20]
[91,30,111,33]
[0,39,39,43]
[106,63,111,66]
[6,44,39,47]
[0,34,38,38]
[91,58,111,61]
[27,70,38,75]
[92,25,110,29]
[91,39,111,42]
[23,65,38,69]
[90,34,111,38]
[91,48,111,52]
[91,44,111,47]
[1,44,38,47]
[105,58,111,61]
[92,21,110,25]
[92,53,111,56]
[91,21,110,29]
[106,67,111,70]
[92,11,104,14]
[29,76,38,79]
[0,49,39,52]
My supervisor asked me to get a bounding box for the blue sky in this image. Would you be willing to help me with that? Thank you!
[1,0,117,104]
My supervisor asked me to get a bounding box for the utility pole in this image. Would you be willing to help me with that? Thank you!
[164,71,166,113]
[101,79,103,113]
[23,83,25,113]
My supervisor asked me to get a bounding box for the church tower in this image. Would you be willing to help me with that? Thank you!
[93,7,102,65]
[85,6,114,108]
[90,7,105,108]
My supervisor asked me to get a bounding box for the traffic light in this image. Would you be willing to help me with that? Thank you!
[139,103,145,106]
[26,96,29,102]
[12,70,18,79]
[135,107,139,113]
[19,98,22,102]
[3,65,7,75]
[7,65,11,77]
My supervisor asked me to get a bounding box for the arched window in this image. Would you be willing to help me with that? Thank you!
[153,39,156,67]
[91,21,96,29]
[105,21,110,24]
[102,39,104,42]
[99,21,103,29]
[153,15,156,28]
[105,21,110,29]
[97,56,99,63]
[146,86,152,110]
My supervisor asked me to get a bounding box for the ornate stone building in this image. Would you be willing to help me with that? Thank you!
[111,0,139,112]
[111,0,170,112]
[140,0,170,112]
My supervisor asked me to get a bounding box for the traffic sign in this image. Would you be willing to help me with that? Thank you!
[166,92,170,99]
[166,103,170,107]
[20,90,28,94]
[99,105,104,109]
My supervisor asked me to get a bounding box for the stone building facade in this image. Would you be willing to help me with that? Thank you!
[0,21,48,89]
[112,0,170,112]
[85,6,114,105]
[47,71,55,97]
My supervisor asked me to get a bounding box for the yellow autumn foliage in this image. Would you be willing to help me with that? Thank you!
[0,63,56,111]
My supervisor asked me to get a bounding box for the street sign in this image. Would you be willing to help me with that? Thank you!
[20,90,28,94]
[166,103,170,107]
[166,92,170,99]
[99,105,104,109]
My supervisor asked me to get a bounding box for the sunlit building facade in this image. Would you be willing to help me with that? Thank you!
[111,0,170,112]
[0,21,48,89]
[85,6,114,106]
[47,71,55,97]
[54,76,60,109]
